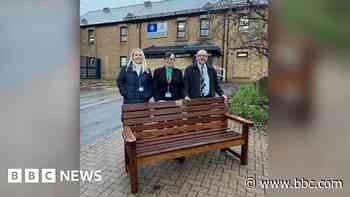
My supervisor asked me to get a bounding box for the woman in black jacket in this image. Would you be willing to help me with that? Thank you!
[117,48,152,104]
[153,52,183,101]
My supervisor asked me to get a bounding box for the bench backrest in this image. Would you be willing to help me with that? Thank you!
[122,97,228,140]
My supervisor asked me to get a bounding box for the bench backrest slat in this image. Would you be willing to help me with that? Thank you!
[122,97,223,112]
[134,121,227,139]
[122,97,228,139]
[130,116,226,132]
[124,108,226,125]
[123,103,225,119]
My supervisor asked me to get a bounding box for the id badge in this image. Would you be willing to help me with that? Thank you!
[165,91,172,98]
[138,86,144,92]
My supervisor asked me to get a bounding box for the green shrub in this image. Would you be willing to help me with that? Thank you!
[229,84,268,126]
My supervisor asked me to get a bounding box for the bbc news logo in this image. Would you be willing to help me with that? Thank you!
[8,169,102,183]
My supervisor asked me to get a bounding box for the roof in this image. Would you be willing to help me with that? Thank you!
[143,42,222,56]
[80,0,268,26]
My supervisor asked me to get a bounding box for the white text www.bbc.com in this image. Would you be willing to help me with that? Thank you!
[245,177,343,190]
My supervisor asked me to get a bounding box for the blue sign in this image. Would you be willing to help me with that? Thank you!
[147,22,168,38]
[147,24,157,32]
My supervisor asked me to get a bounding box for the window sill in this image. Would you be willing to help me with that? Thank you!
[198,36,211,41]
[175,38,188,42]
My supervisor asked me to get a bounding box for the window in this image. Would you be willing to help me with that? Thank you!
[236,51,249,58]
[177,21,186,39]
[238,16,250,33]
[120,27,128,42]
[120,56,128,67]
[88,29,95,45]
[200,18,210,37]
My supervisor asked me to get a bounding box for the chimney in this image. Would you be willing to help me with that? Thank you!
[144,1,152,8]
[81,18,88,25]
[102,7,110,13]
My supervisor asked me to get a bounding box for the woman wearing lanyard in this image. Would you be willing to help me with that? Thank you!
[117,48,153,104]
[153,52,183,102]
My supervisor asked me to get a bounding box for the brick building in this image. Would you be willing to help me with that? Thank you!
[80,0,268,82]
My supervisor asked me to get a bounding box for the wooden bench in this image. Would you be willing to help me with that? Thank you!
[121,97,254,193]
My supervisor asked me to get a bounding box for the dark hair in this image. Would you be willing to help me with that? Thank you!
[164,52,175,59]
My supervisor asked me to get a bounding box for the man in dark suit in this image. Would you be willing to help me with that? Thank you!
[153,52,183,101]
[184,49,227,102]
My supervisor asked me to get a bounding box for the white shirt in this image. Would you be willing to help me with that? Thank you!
[133,63,142,76]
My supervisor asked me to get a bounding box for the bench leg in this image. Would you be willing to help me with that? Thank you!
[128,143,138,193]
[130,160,138,193]
[241,144,248,165]
[241,124,249,165]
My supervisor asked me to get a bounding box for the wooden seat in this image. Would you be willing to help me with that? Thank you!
[136,128,242,157]
[121,97,254,193]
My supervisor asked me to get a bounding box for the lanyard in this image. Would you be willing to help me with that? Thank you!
[138,71,143,87]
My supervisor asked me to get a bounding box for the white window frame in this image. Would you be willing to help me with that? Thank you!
[88,29,95,45]
[238,16,250,33]
[120,27,128,42]
[200,18,210,37]
[177,20,187,39]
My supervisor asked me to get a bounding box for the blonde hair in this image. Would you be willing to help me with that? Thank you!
[127,48,148,71]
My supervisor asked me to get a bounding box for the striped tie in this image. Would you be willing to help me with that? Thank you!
[200,65,205,97]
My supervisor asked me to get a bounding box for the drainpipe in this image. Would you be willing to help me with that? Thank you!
[221,14,226,82]
[225,15,230,82]
[138,23,142,48]
[93,27,97,58]
[95,27,100,79]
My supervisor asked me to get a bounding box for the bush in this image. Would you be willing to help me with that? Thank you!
[229,84,268,126]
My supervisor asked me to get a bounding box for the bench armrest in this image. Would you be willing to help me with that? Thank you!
[225,113,254,127]
[122,126,136,143]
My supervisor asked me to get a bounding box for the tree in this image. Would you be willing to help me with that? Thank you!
[205,0,270,58]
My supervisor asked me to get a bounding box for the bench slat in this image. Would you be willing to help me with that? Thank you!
[130,116,226,132]
[134,121,227,139]
[122,97,224,112]
[136,128,233,148]
[123,103,226,119]
[136,127,228,144]
[137,132,240,154]
[136,131,242,157]
[124,109,227,125]
[122,100,182,112]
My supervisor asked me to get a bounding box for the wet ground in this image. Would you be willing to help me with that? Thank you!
[80,88,122,144]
